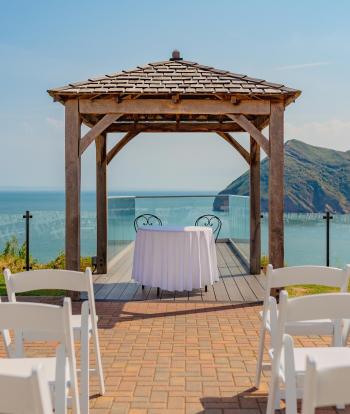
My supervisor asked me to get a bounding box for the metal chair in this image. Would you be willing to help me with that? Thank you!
[194,214,222,242]
[194,214,222,293]
[134,214,162,294]
[134,214,162,232]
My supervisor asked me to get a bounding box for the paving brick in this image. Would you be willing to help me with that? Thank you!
[4,300,339,414]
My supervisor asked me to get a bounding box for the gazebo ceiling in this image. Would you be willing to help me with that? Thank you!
[48,51,301,104]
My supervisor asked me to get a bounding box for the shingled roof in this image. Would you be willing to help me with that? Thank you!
[48,53,301,104]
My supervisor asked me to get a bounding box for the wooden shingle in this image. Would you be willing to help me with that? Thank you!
[48,58,301,102]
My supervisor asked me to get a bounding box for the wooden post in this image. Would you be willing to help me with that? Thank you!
[65,99,81,272]
[268,101,285,270]
[96,134,108,274]
[250,136,261,274]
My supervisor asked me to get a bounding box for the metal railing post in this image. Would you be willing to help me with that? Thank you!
[23,210,33,271]
[323,211,333,267]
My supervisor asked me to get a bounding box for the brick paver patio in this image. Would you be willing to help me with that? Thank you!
[0,300,337,413]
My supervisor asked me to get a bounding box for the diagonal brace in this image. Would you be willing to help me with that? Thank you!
[216,132,250,164]
[226,114,270,156]
[80,114,122,155]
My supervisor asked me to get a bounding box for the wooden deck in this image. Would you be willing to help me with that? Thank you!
[92,241,265,303]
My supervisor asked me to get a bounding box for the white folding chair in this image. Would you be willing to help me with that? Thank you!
[4,267,104,414]
[267,291,350,414]
[302,355,350,414]
[255,264,350,387]
[0,298,80,414]
[0,362,53,414]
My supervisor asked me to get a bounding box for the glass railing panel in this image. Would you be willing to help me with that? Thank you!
[261,214,268,261]
[330,214,350,268]
[135,195,232,238]
[261,213,329,267]
[283,213,325,266]
[107,194,251,264]
[228,195,250,262]
[0,192,97,266]
[108,196,135,260]
[29,211,65,263]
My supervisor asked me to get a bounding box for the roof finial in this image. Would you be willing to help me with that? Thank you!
[170,50,182,61]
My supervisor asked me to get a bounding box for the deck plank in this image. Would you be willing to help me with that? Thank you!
[218,266,244,302]
[119,282,141,301]
[160,290,175,301]
[188,289,203,301]
[95,242,264,302]
[132,285,151,301]
[201,283,216,301]
[175,290,189,301]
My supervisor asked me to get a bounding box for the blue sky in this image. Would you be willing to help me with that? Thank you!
[1,0,350,192]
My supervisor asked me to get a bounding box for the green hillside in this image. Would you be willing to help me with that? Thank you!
[214,139,350,213]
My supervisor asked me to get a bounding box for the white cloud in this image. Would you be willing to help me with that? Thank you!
[46,117,64,129]
[275,62,331,70]
[285,119,350,151]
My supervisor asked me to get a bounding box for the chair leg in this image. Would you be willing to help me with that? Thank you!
[92,328,105,396]
[266,357,281,414]
[81,326,90,414]
[157,287,160,297]
[255,326,266,388]
[285,379,297,414]
[55,344,68,414]
[205,285,208,292]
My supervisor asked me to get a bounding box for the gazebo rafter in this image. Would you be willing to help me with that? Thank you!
[48,51,301,275]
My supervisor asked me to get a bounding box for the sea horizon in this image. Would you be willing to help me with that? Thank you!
[1,190,350,269]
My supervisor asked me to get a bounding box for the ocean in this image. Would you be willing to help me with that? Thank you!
[1,191,350,268]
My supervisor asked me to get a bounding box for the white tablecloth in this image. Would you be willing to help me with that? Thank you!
[132,226,219,291]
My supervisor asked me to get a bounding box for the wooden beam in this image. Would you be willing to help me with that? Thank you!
[107,132,139,164]
[79,98,270,115]
[250,136,261,274]
[216,132,250,164]
[268,102,284,271]
[96,134,108,274]
[226,114,270,156]
[106,122,248,133]
[65,99,81,272]
[80,114,122,155]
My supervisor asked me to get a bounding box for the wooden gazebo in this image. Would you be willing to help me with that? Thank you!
[48,51,301,275]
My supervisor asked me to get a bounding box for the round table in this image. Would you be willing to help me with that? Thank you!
[132,226,219,291]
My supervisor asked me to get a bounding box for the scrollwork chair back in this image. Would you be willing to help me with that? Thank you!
[134,214,162,232]
[194,214,222,242]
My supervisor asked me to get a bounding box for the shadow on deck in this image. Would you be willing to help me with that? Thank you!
[92,241,265,303]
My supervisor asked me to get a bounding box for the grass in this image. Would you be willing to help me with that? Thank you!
[260,255,348,297]
[286,284,341,296]
[0,236,92,296]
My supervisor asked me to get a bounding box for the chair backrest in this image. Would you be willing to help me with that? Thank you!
[194,214,222,241]
[0,298,74,357]
[134,214,162,232]
[0,363,53,414]
[271,291,350,352]
[4,268,91,297]
[279,290,350,325]
[266,264,350,291]
[302,355,350,414]
[4,267,98,335]
[261,264,350,328]
[0,298,80,413]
